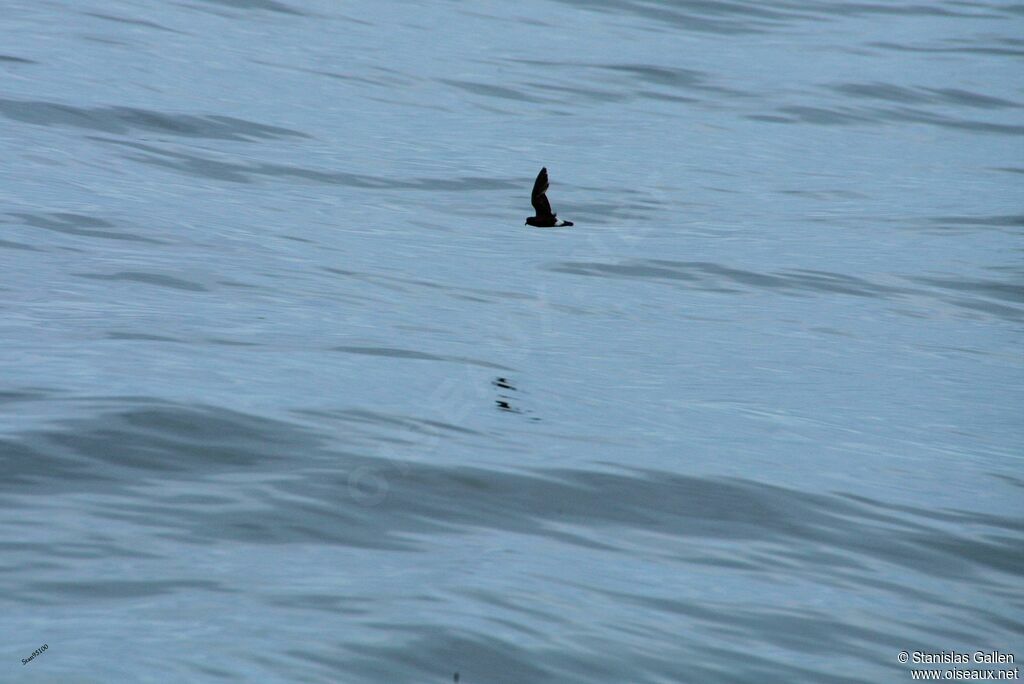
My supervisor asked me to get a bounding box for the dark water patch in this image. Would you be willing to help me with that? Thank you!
[0,98,309,141]
[25,579,228,601]
[549,0,790,34]
[0,238,42,251]
[943,297,1024,320]
[757,103,1024,135]
[334,346,456,361]
[323,625,876,684]
[323,267,360,277]
[203,458,1024,582]
[525,81,627,104]
[206,337,261,347]
[76,271,208,292]
[831,82,1019,109]
[869,40,1024,57]
[0,55,36,64]
[252,59,401,88]
[440,79,548,104]
[9,212,165,244]
[748,114,794,123]
[599,64,738,94]
[324,267,552,303]
[638,90,700,103]
[332,346,513,371]
[106,332,183,342]
[193,0,305,15]
[783,268,906,297]
[992,167,1024,174]
[929,214,1024,228]
[2,542,131,562]
[882,106,1024,135]
[0,388,53,404]
[778,189,866,200]
[822,2,993,17]
[608,589,903,658]
[188,663,238,681]
[96,137,521,190]
[0,438,114,489]
[299,69,388,87]
[82,33,132,47]
[552,259,1024,322]
[295,408,484,438]
[303,629,552,684]
[6,404,1020,587]
[841,493,1024,536]
[773,105,870,125]
[908,276,1024,303]
[367,93,456,114]
[268,592,373,616]
[0,402,313,493]
[548,259,908,298]
[550,260,704,283]
[83,12,182,33]
[217,279,259,289]
[513,59,741,97]
[926,87,1021,109]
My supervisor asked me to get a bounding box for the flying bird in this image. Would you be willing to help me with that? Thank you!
[525,167,573,227]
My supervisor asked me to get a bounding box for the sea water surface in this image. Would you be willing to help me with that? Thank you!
[1,1,1022,682]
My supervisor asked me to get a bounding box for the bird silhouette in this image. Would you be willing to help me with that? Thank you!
[525,167,573,227]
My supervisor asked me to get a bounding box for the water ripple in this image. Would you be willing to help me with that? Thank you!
[0,98,310,141]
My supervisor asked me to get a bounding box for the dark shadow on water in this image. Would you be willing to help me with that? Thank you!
[546,0,796,34]
[869,39,1024,58]
[106,332,183,342]
[74,271,208,292]
[546,259,1024,321]
[291,622,880,683]
[92,137,522,190]
[908,276,1024,304]
[332,346,514,371]
[190,0,305,16]
[0,98,310,141]
[509,58,746,99]
[25,579,230,601]
[831,82,1020,109]
[751,102,1024,136]
[440,79,548,104]
[8,212,166,244]
[83,11,183,33]
[0,238,43,251]
[547,259,907,297]
[2,401,1020,585]
[928,215,1024,229]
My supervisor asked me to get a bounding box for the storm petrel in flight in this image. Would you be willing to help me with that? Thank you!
[525,167,573,227]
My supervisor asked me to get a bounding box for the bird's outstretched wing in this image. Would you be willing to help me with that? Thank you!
[531,167,553,218]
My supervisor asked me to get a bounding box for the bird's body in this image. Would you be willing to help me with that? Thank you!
[525,167,573,227]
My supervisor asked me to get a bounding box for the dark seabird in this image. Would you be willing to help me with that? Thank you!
[525,167,573,227]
